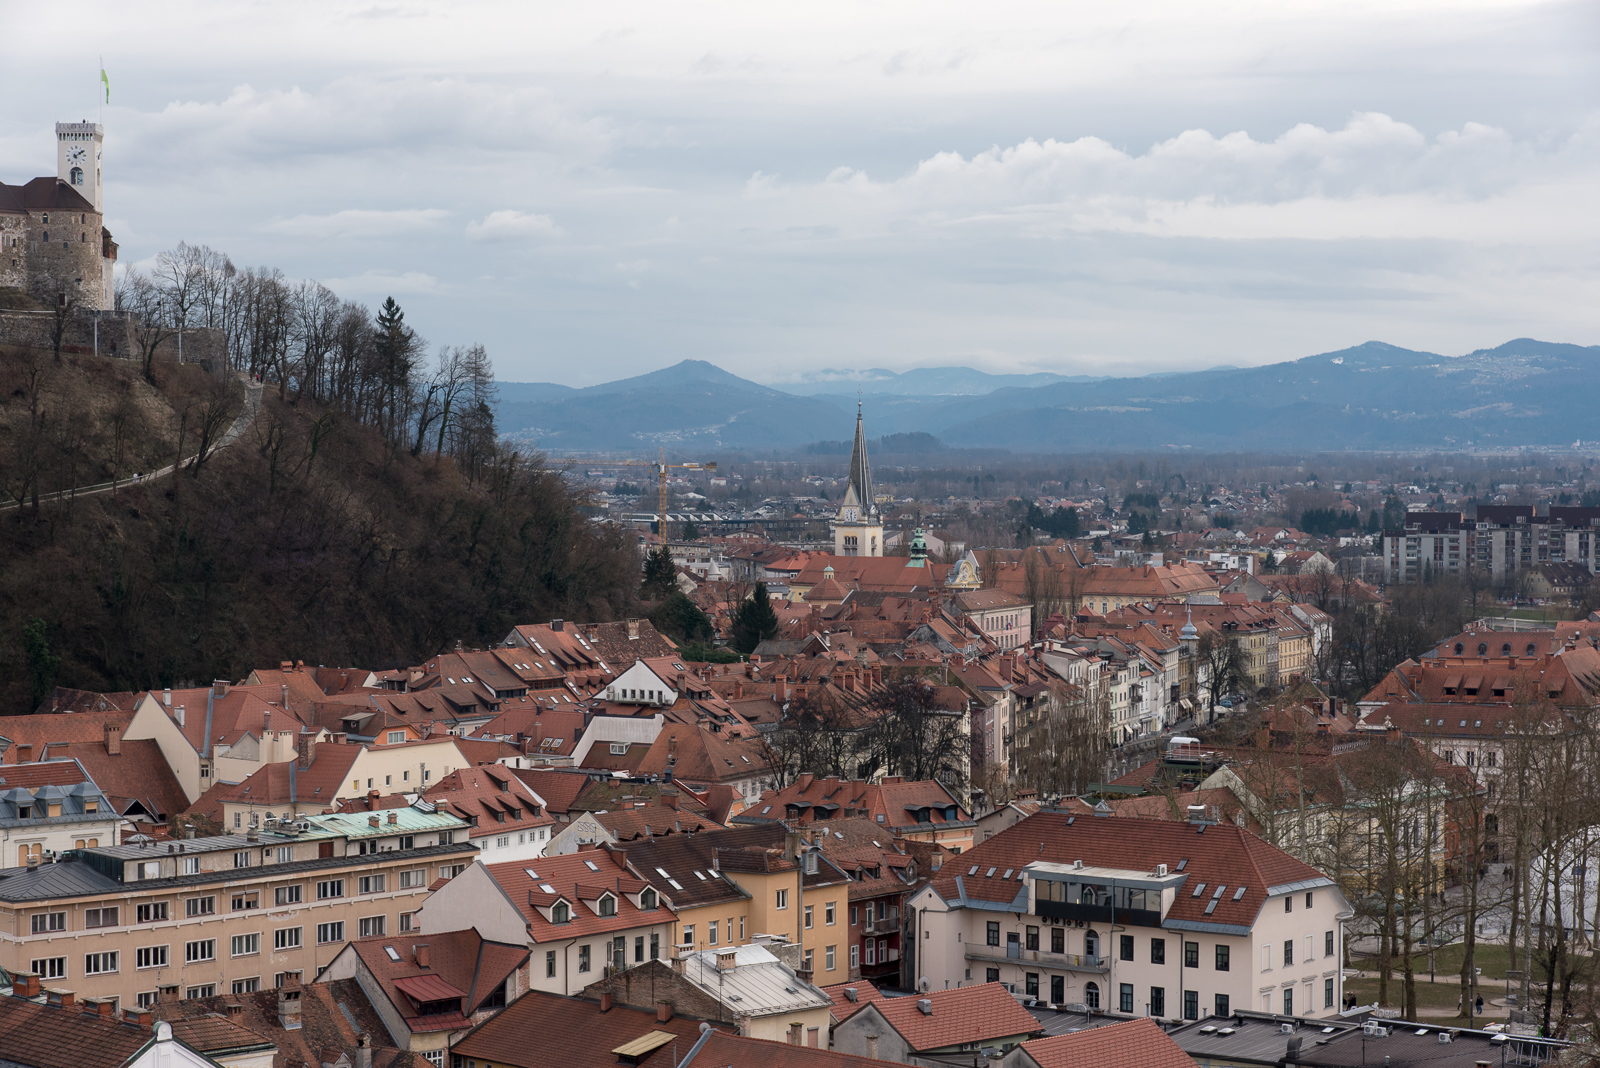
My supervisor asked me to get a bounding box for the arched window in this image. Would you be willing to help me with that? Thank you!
[1454,643,1464,654]
[1501,643,1511,656]
[1527,643,1537,657]
[1084,981,1100,1009]
[1085,929,1099,957]
[70,167,83,185]
[1478,642,1488,655]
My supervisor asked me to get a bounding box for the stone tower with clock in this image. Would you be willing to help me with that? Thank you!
[0,122,116,311]
[833,403,884,557]
[57,122,104,212]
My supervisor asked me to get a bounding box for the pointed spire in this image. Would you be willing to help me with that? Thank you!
[849,403,874,517]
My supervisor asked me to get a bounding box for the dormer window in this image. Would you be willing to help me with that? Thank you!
[640,888,657,910]
[598,895,616,917]
[551,901,570,924]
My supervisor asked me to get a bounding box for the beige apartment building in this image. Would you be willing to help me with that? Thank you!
[0,803,476,1011]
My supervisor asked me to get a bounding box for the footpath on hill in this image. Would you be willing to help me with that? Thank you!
[0,373,261,511]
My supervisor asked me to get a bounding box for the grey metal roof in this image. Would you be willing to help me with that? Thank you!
[1161,918,1253,936]
[0,841,478,903]
[1168,1011,1361,1066]
[679,944,832,1017]
[85,833,263,861]
[1265,877,1336,896]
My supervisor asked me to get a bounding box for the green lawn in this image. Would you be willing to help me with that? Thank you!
[1498,607,1581,623]
[1343,974,1504,1018]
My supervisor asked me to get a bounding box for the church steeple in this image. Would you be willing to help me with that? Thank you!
[834,400,884,557]
[848,398,874,517]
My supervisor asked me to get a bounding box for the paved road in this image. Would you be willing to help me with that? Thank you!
[1,375,263,511]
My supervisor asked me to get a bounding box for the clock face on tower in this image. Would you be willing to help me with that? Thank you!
[66,146,86,165]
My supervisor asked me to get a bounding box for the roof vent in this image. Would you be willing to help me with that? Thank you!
[1072,859,1084,870]
[917,998,932,1015]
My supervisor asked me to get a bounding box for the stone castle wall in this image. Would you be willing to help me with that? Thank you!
[0,307,226,366]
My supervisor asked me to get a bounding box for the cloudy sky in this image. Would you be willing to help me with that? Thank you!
[5,1,1598,385]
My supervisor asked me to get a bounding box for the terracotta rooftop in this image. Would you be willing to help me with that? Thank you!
[861,981,1041,1051]
[1014,1016,1196,1068]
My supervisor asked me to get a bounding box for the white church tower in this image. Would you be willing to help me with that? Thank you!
[833,402,884,557]
[56,121,104,211]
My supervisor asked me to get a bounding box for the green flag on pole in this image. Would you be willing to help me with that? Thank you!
[101,65,109,104]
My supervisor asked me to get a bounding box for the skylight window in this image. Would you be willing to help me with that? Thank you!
[1232,886,1247,900]
[968,866,978,876]
[656,867,671,878]
[1191,882,1206,897]
[384,946,401,961]
[524,869,540,880]
[1211,885,1226,899]
[668,879,683,890]
[1175,859,1188,871]
[539,883,557,894]
[584,860,600,872]
[1002,869,1013,879]
[694,871,707,881]
[985,867,997,878]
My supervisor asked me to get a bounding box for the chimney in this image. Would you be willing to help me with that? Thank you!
[551,619,564,631]
[122,1006,154,1030]
[368,815,380,828]
[277,982,303,1030]
[280,683,289,707]
[715,948,737,972]
[656,1001,673,1022]
[1187,805,1207,823]
[843,987,859,1003]
[104,722,122,756]
[660,788,679,811]
[175,705,185,728]
[10,972,40,999]
[600,992,613,1013]
[917,998,932,1015]
[628,619,641,639]
[355,1033,373,1068]
[163,688,172,707]
[45,988,75,1010]
[387,811,398,825]
[212,679,229,699]
[15,743,31,763]
[83,995,117,1019]
[297,734,316,770]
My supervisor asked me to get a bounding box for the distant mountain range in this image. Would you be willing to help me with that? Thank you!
[494,339,1600,453]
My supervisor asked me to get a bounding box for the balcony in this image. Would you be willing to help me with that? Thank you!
[964,945,1108,974]
[1036,901,1162,928]
[863,907,899,934]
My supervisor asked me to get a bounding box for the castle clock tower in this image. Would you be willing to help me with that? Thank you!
[833,403,884,557]
[56,121,104,212]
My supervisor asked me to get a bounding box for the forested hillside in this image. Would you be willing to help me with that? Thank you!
[0,260,640,715]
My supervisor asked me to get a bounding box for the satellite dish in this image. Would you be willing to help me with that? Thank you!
[918,976,931,993]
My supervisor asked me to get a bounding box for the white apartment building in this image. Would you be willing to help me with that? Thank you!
[906,811,1351,1023]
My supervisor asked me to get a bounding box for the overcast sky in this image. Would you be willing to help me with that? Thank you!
[5,1,1598,385]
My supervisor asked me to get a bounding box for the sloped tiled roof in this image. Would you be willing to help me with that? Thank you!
[928,811,1328,931]
[821,980,888,1022]
[0,993,151,1068]
[482,851,674,941]
[155,978,415,1068]
[863,982,1040,1051]
[346,928,529,1028]
[509,768,593,815]
[1014,1016,1196,1068]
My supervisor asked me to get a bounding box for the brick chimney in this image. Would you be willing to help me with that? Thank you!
[45,988,75,1010]
[83,995,117,1019]
[656,1001,673,1022]
[122,1006,153,1030]
[14,743,31,763]
[297,734,316,770]
[660,788,679,811]
[414,944,430,968]
[600,991,613,1012]
[10,972,40,999]
[104,722,122,756]
[368,815,380,828]
[212,679,230,699]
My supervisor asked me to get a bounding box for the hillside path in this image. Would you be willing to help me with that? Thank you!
[1,374,263,512]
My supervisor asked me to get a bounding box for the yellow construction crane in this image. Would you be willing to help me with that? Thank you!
[541,447,716,537]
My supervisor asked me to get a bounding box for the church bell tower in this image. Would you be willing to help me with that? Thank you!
[833,403,884,557]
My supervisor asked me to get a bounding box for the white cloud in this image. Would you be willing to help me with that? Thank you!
[322,269,445,297]
[466,210,559,241]
[269,208,450,238]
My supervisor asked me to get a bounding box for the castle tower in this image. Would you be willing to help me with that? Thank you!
[56,122,103,212]
[833,403,884,557]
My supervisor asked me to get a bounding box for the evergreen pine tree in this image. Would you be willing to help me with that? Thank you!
[641,546,678,600]
[730,582,781,654]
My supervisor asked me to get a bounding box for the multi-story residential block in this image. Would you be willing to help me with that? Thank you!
[1383,506,1600,584]
[0,803,474,1008]
[2,759,119,868]
[415,850,677,996]
[951,589,1033,651]
[906,811,1350,1022]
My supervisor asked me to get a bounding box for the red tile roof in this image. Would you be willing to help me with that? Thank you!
[821,980,888,1022]
[739,776,971,834]
[509,768,593,815]
[424,765,556,841]
[345,927,529,1029]
[451,991,706,1068]
[929,811,1329,931]
[1014,1017,1196,1068]
[482,851,675,941]
[0,994,151,1068]
[862,982,1040,1051]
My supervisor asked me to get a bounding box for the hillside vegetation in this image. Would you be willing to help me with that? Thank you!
[0,337,638,715]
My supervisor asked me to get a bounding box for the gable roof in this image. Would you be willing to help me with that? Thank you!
[153,978,414,1068]
[451,990,707,1068]
[820,981,888,1023]
[344,928,529,1030]
[737,776,972,834]
[927,811,1330,932]
[0,177,98,215]
[0,993,152,1068]
[858,982,1040,1051]
[1012,1016,1196,1068]
[481,851,674,941]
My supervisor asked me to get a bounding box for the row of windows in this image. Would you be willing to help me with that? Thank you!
[1263,931,1337,971]
[24,867,452,935]
[983,972,1337,1018]
[545,933,663,976]
[26,917,407,980]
